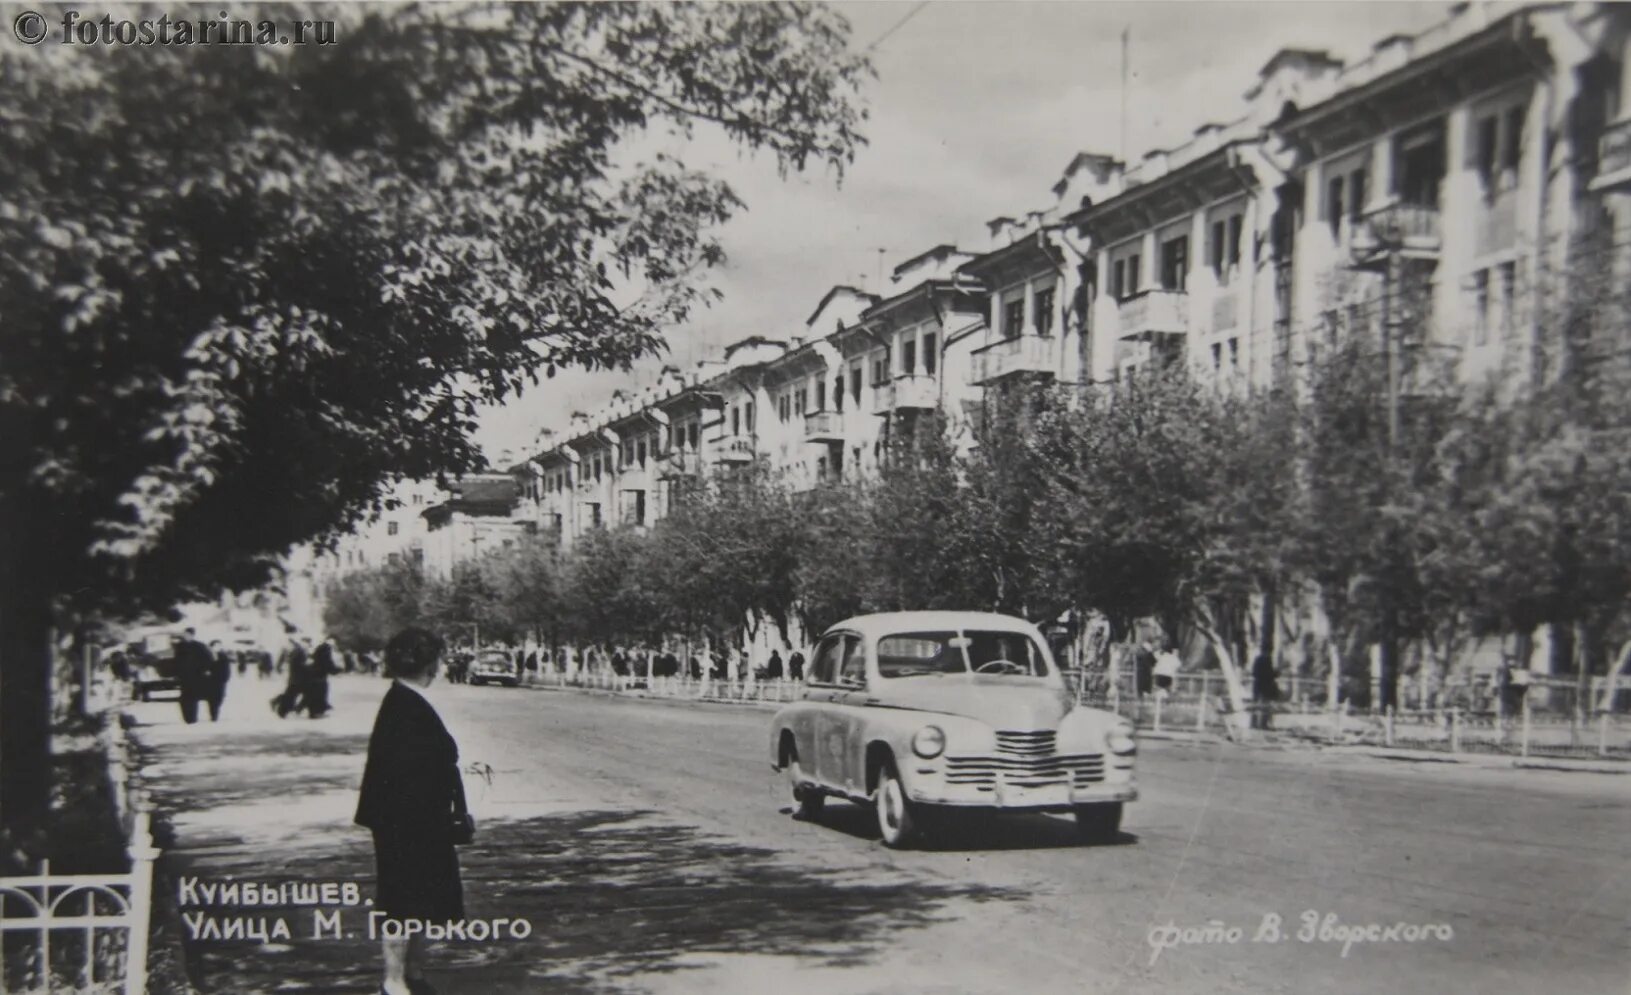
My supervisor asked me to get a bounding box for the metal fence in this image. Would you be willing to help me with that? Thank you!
[0,701,158,995]
[526,666,1631,760]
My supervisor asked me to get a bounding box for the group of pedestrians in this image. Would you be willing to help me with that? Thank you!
[170,628,233,724]
[272,636,342,719]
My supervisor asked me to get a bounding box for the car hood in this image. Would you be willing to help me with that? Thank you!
[871,679,1074,730]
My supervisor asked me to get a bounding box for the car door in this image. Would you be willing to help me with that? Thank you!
[831,634,872,796]
[802,634,849,788]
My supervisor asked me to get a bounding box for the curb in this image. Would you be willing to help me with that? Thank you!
[1329,745,1631,774]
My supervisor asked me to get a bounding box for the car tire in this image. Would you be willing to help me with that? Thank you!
[875,758,918,848]
[1074,802,1122,843]
[786,745,824,821]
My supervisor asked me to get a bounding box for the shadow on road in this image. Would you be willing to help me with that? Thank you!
[158,806,1027,994]
[798,799,1139,852]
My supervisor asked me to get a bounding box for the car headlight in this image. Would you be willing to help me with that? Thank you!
[912,725,946,759]
[1107,721,1137,756]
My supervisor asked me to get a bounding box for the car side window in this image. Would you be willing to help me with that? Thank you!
[809,636,844,686]
[837,636,866,689]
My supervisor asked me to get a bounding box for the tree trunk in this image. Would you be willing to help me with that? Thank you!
[1194,604,1250,740]
[1257,584,1277,665]
[1378,607,1400,713]
[1598,639,1631,713]
[1,575,53,838]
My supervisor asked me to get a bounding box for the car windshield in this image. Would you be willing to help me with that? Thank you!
[876,629,1052,679]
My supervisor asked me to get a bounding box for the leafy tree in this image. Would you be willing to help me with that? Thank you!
[484,534,568,651]
[0,2,870,832]
[321,557,427,653]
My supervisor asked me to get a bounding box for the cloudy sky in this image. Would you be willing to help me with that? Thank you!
[476,0,1453,461]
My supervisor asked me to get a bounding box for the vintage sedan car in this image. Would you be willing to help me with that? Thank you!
[769,611,1137,847]
[469,650,521,687]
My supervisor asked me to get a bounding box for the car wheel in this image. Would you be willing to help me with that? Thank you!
[786,745,824,821]
[875,758,918,848]
[1074,802,1122,843]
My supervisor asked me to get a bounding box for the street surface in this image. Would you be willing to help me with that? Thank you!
[128,674,1631,995]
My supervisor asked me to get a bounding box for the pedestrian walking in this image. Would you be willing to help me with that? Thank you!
[205,641,232,722]
[1153,645,1180,697]
[766,649,784,681]
[1252,652,1281,730]
[356,627,467,995]
[308,638,339,717]
[273,642,309,718]
[173,629,213,724]
[1134,638,1157,700]
[789,650,805,682]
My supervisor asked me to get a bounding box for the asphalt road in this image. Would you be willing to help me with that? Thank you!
[129,675,1631,995]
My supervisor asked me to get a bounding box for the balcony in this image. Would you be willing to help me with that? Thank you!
[713,437,755,464]
[1116,289,1190,340]
[803,410,847,443]
[970,334,1053,385]
[1472,183,1518,258]
[1590,118,1631,193]
[656,448,701,479]
[873,374,939,414]
[1350,200,1442,268]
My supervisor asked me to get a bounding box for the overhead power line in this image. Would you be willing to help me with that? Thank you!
[866,1,931,52]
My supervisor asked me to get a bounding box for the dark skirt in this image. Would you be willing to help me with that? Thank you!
[372,829,463,921]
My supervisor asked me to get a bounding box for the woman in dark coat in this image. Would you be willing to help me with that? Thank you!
[356,627,463,995]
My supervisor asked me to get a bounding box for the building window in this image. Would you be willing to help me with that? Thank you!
[1160,235,1188,292]
[922,332,938,376]
[1326,175,1345,238]
[387,521,399,536]
[814,380,826,412]
[637,440,647,465]
[1002,293,1025,339]
[1499,261,1517,338]
[1228,337,1239,373]
[850,363,863,403]
[1472,269,1491,346]
[1112,253,1142,301]
[902,336,917,375]
[1034,286,1056,335]
[872,356,887,386]
[745,401,755,433]
[1211,341,1222,374]
[834,372,845,412]
[1210,220,1228,279]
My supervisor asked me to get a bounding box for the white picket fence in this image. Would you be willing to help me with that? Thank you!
[0,721,158,995]
[528,669,806,704]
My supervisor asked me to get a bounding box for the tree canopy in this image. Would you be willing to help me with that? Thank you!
[0,1,871,833]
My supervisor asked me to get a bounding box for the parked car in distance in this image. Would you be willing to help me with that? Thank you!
[769,611,1137,848]
[126,630,183,701]
[469,650,521,687]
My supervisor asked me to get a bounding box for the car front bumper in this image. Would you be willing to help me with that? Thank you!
[907,771,1138,812]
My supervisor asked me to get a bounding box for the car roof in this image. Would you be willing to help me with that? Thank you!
[825,611,1042,640]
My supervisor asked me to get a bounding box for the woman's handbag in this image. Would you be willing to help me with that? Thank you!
[450,768,475,846]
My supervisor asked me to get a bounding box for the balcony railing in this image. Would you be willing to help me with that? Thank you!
[656,448,701,479]
[873,374,939,413]
[1116,289,1190,339]
[803,410,847,442]
[1591,117,1631,193]
[1473,183,1518,258]
[1350,200,1442,266]
[712,437,755,463]
[970,334,1053,384]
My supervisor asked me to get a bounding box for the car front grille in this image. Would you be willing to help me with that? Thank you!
[994,730,1056,757]
[945,732,1105,791]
